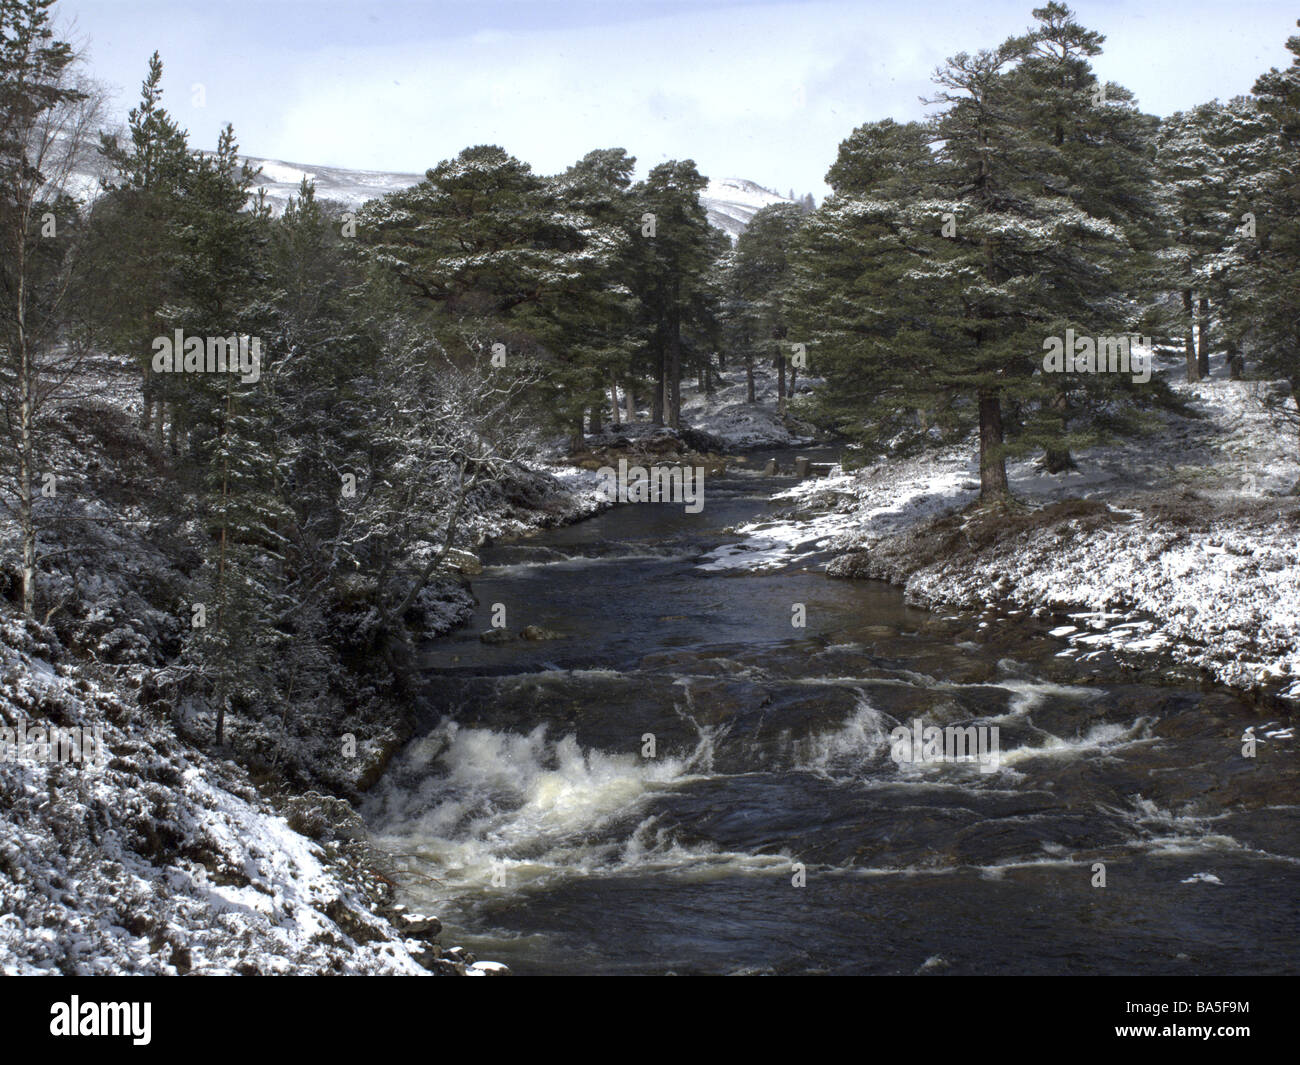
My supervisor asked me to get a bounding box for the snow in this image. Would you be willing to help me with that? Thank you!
[680,362,820,449]
[0,354,627,974]
[0,626,431,975]
[701,178,797,241]
[698,350,1300,701]
[237,155,795,240]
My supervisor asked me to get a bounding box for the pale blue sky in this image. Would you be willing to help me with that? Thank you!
[59,0,1300,195]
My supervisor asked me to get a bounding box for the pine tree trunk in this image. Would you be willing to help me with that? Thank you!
[746,356,755,403]
[588,405,601,434]
[18,337,35,618]
[776,353,786,413]
[609,379,621,426]
[215,380,232,747]
[668,307,682,430]
[15,240,36,617]
[1227,340,1244,380]
[1042,390,1076,473]
[141,365,153,432]
[1197,296,1211,378]
[1042,446,1076,473]
[1183,289,1200,382]
[626,383,636,424]
[571,419,585,454]
[978,391,1010,502]
[652,347,665,425]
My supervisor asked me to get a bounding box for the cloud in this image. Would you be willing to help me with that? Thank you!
[66,0,1300,197]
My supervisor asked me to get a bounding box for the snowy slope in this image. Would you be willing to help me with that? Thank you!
[697,349,1300,701]
[698,177,795,240]
[0,618,433,975]
[237,154,794,238]
[70,132,793,238]
[242,156,424,211]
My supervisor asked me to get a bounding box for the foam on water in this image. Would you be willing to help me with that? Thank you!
[365,716,725,894]
[994,718,1154,769]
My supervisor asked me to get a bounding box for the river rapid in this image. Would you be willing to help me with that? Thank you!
[363,451,1300,975]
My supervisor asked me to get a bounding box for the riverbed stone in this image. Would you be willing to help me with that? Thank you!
[521,624,565,640]
[395,912,442,937]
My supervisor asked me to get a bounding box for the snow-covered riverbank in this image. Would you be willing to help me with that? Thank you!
[705,356,1300,702]
[0,462,603,975]
[0,358,611,975]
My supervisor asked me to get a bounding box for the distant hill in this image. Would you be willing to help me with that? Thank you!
[235,155,796,239]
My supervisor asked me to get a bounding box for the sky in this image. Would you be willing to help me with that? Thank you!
[58,0,1300,197]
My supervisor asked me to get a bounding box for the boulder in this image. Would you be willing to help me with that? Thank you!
[444,548,483,575]
[395,912,442,938]
[521,625,565,641]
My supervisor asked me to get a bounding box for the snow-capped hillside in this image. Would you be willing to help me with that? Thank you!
[70,133,794,238]
[699,177,795,240]
[238,155,792,238]
[242,156,424,212]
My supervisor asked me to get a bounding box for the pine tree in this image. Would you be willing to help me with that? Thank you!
[549,147,640,445]
[729,202,803,409]
[624,159,721,428]
[788,5,1161,501]
[358,145,574,352]
[85,50,192,437]
[0,0,96,616]
[1155,98,1272,382]
[1007,3,1163,469]
[166,123,288,745]
[1247,21,1300,436]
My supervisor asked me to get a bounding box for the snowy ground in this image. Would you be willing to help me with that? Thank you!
[0,616,451,974]
[679,362,821,449]
[699,350,1300,701]
[0,356,610,975]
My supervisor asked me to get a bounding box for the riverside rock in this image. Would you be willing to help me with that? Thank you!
[520,625,565,641]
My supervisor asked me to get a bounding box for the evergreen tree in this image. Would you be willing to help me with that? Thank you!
[84,50,192,437]
[1247,21,1300,434]
[0,0,94,616]
[787,5,1161,501]
[1006,2,1163,470]
[167,123,287,745]
[729,202,803,408]
[549,147,640,444]
[624,159,721,428]
[355,144,612,443]
[1155,98,1273,382]
[356,145,577,360]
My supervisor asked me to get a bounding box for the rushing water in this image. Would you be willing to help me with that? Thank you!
[363,451,1300,975]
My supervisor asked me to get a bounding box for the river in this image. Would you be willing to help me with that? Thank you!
[362,450,1300,975]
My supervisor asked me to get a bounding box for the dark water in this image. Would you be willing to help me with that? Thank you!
[363,451,1300,975]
